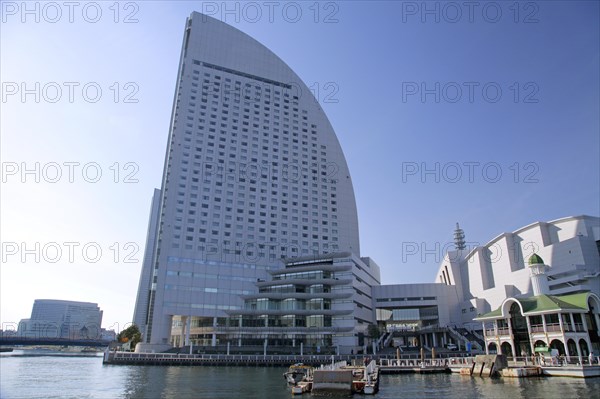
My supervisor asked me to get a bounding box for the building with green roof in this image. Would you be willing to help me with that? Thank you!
[475,254,600,360]
[434,215,600,333]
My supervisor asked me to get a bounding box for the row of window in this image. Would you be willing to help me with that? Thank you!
[165,270,257,283]
[245,298,332,311]
[230,315,333,328]
[170,242,339,255]
[161,63,345,260]
[163,301,241,311]
[164,284,251,296]
[375,296,437,302]
[166,256,273,270]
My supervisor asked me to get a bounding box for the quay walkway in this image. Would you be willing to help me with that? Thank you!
[103,350,461,373]
[103,351,600,378]
[104,351,348,367]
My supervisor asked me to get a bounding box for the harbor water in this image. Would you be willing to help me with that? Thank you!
[1,351,599,399]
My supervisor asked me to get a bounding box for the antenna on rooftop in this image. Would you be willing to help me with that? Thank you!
[454,223,466,250]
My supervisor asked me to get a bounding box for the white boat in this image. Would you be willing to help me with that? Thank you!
[291,381,312,395]
[283,363,313,385]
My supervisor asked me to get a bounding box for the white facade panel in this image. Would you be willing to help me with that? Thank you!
[435,215,600,322]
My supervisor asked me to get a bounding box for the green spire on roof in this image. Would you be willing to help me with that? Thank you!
[528,253,545,266]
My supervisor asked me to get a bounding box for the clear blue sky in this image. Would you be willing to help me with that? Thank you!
[1,1,598,330]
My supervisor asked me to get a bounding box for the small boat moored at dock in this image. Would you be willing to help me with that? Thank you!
[344,360,379,394]
[291,380,312,395]
[284,363,313,385]
[363,361,379,395]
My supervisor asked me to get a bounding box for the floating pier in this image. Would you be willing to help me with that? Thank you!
[312,369,353,395]
[451,355,600,379]
[291,359,380,395]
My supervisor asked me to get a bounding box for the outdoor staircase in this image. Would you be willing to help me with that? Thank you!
[447,326,483,351]
[383,331,395,348]
[456,327,485,350]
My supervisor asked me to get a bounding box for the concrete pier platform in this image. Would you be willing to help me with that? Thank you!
[541,365,600,378]
[501,367,542,378]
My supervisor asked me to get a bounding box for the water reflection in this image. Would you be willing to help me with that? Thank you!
[378,373,599,399]
[121,365,291,399]
[1,353,599,399]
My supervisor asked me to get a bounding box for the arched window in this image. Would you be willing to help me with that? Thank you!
[579,339,590,357]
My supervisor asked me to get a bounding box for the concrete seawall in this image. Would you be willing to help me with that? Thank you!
[104,352,600,378]
[104,351,343,367]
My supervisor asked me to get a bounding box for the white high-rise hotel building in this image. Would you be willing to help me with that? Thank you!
[134,12,365,351]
